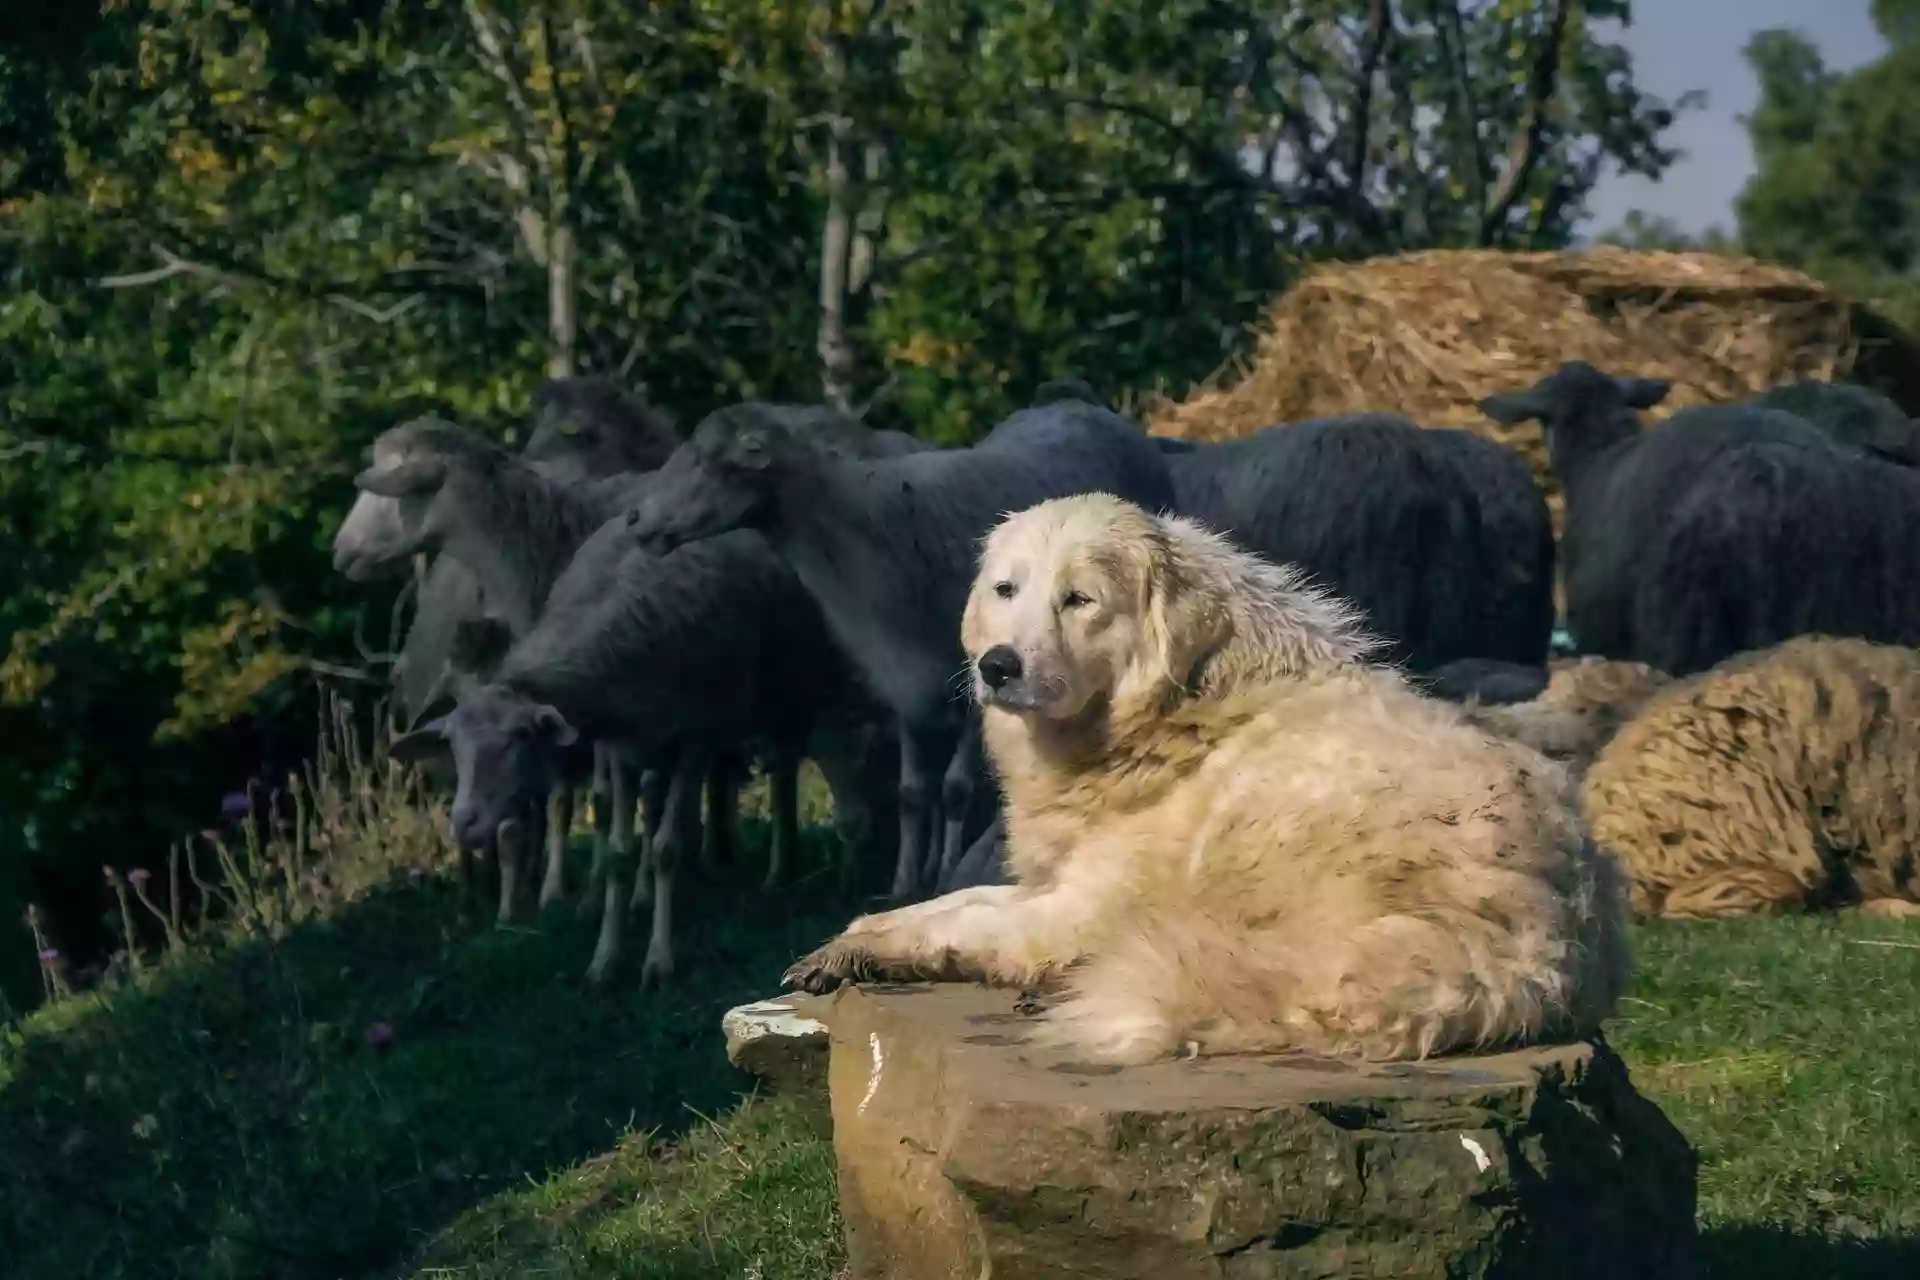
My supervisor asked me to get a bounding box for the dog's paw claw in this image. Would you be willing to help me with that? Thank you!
[782,945,859,995]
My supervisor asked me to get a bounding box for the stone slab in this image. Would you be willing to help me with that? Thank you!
[815,983,1698,1280]
[722,995,830,1106]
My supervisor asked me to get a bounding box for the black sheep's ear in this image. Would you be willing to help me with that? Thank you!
[532,704,579,747]
[389,717,453,768]
[415,672,460,724]
[1478,389,1548,425]
[1619,377,1672,410]
[355,457,447,497]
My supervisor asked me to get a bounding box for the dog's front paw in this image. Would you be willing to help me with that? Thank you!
[782,938,880,995]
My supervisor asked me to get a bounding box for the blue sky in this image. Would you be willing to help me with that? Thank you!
[1580,0,1887,237]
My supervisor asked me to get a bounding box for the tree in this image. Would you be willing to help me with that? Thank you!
[1736,14,1920,329]
[840,0,1693,436]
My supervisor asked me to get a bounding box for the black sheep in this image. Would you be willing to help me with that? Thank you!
[1482,360,1920,675]
[392,523,852,986]
[1149,412,1555,672]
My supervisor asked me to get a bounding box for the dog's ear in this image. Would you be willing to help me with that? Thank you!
[1129,525,1229,705]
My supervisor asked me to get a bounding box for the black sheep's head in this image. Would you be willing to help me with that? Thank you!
[625,405,796,552]
[1478,361,1671,465]
[523,375,680,482]
[388,685,576,850]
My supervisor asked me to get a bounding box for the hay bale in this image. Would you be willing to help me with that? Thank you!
[1145,248,1920,526]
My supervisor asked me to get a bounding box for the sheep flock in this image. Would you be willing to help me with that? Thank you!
[326,361,1920,1063]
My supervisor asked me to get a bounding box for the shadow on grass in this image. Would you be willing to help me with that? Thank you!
[0,827,858,1280]
[1702,1224,1920,1280]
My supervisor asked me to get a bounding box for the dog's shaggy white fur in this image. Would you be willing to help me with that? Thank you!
[784,494,1628,1064]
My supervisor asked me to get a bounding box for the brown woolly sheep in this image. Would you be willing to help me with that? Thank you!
[783,493,1628,1065]
[1464,656,1673,780]
[1583,635,1920,919]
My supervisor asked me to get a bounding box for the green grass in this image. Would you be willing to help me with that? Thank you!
[1614,913,1920,1277]
[0,821,857,1280]
[5,831,1920,1277]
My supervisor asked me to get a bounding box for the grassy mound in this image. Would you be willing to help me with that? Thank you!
[3,694,1918,1278]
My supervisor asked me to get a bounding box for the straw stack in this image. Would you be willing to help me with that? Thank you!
[1144,247,1919,527]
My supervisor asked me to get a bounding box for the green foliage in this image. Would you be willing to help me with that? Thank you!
[0,1,1682,970]
[1736,14,1920,331]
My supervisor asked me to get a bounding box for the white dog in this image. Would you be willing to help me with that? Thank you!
[785,493,1627,1065]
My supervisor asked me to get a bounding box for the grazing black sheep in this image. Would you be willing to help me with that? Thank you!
[1482,360,1920,675]
[1144,411,1555,672]
[356,406,918,914]
[625,398,1179,900]
[332,379,683,919]
[391,523,849,986]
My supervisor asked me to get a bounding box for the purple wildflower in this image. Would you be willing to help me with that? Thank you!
[221,792,252,816]
[37,949,60,963]
[128,868,152,886]
[364,1021,396,1049]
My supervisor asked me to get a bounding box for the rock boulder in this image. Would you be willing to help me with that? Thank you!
[817,983,1697,1279]
[722,995,830,1107]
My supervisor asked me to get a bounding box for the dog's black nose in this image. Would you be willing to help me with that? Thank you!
[977,646,1023,689]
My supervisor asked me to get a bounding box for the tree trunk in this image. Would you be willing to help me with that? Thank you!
[547,221,576,380]
[817,114,856,412]
[534,12,577,379]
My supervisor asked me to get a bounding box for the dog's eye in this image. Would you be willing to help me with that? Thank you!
[994,581,1016,600]
[1061,589,1093,609]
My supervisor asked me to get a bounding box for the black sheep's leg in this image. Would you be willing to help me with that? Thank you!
[540,778,573,908]
[579,742,613,921]
[765,739,803,892]
[630,754,669,911]
[891,720,943,903]
[642,749,705,988]
[933,711,984,891]
[585,747,637,987]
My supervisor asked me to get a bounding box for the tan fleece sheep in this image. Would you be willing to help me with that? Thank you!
[1583,634,1920,919]
[1465,656,1673,780]
[783,493,1628,1065]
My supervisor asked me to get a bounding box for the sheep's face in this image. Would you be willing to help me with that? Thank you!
[962,496,1155,722]
[391,687,577,849]
[331,490,414,581]
[524,377,680,481]
[625,420,774,552]
[523,400,629,484]
[521,410,603,484]
[347,431,449,561]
